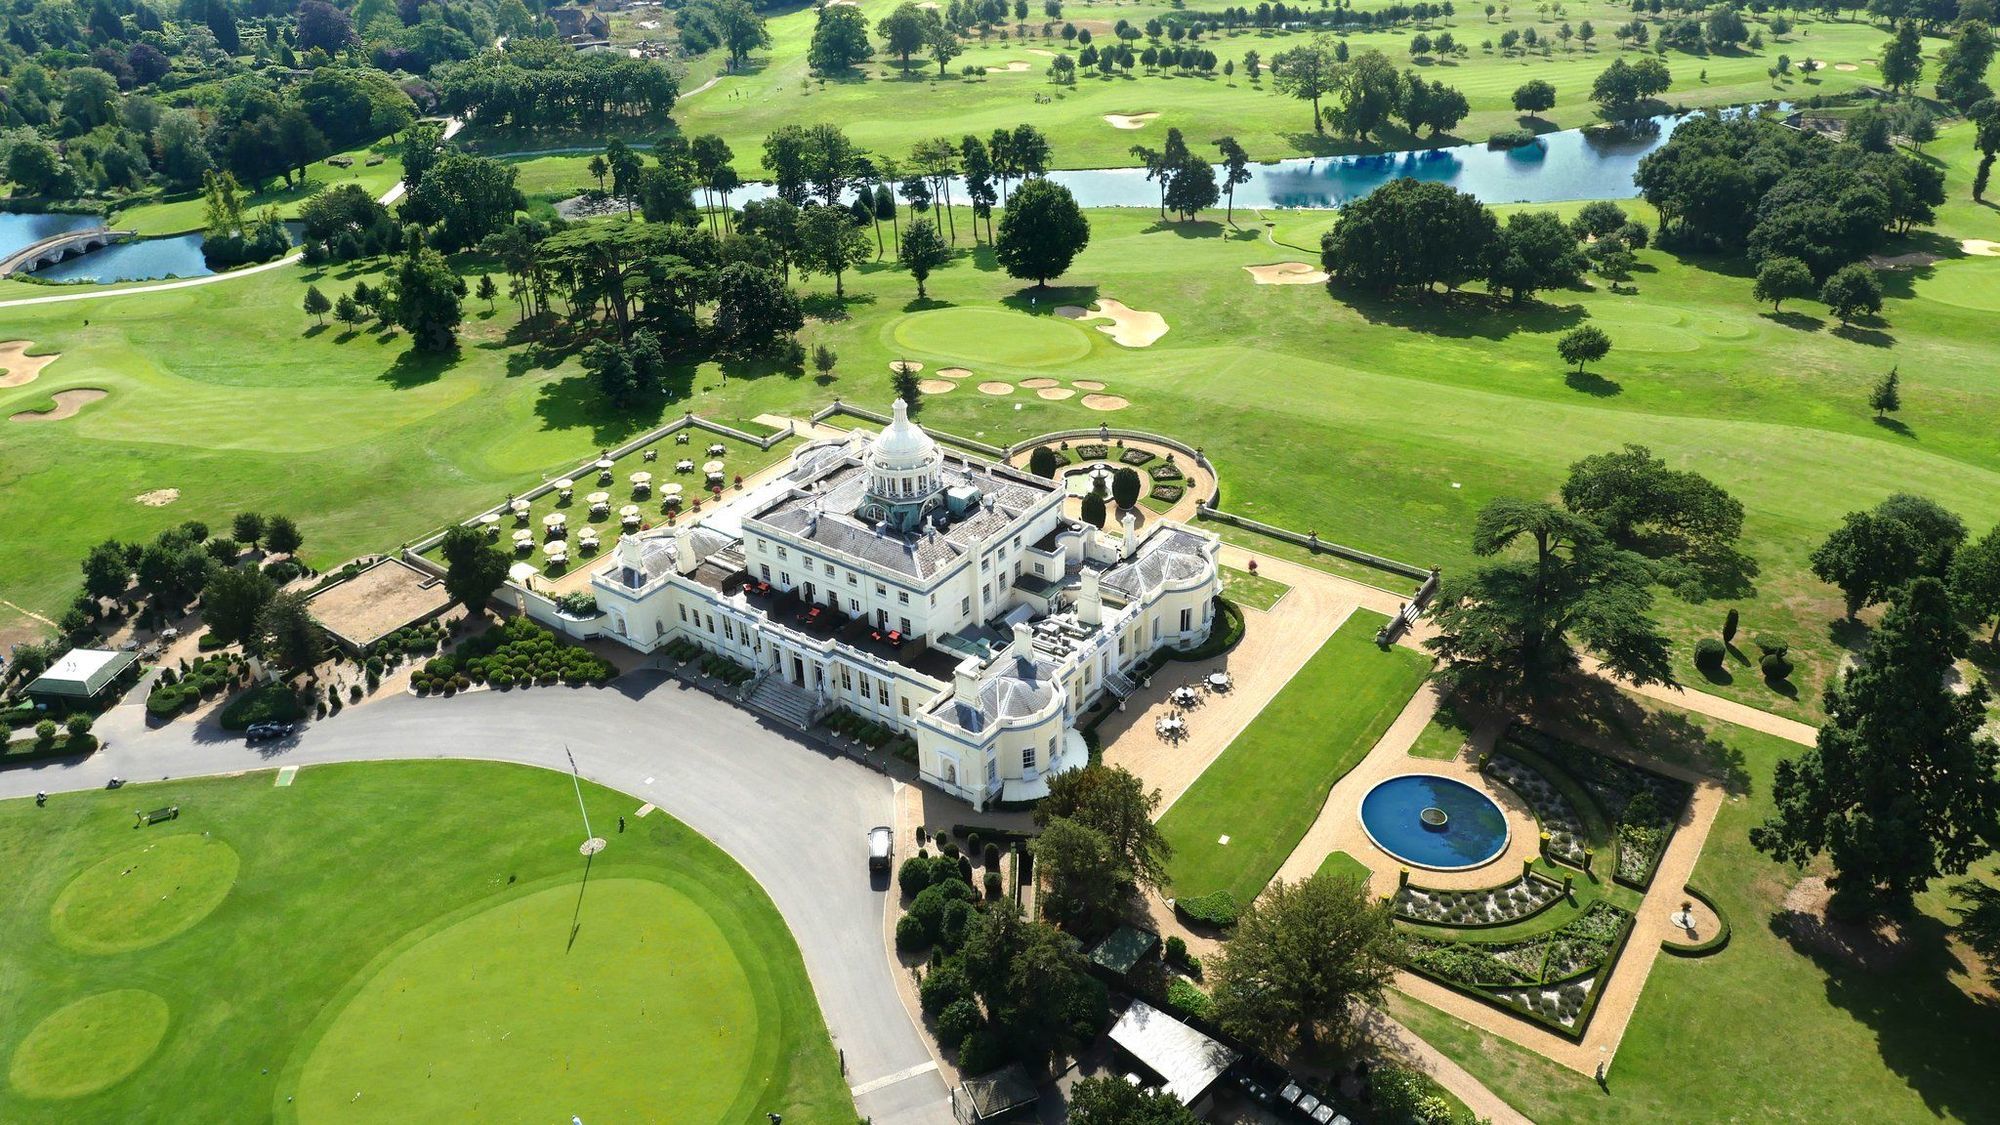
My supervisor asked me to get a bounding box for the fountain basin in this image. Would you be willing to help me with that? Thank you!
[1359,775,1509,871]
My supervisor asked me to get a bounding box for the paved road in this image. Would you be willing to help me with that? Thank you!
[3,672,953,1124]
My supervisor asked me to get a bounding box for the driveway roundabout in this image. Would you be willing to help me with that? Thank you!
[889,307,1093,367]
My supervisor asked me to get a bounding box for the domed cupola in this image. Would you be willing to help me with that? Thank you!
[861,398,945,531]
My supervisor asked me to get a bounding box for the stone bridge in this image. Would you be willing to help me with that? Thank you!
[0,227,135,277]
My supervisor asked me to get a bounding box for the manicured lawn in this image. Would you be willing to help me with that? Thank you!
[1387,702,2000,1124]
[1160,610,1430,904]
[8,126,2000,720]
[110,141,407,236]
[1407,693,1472,761]
[0,761,848,1123]
[1315,849,1372,885]
[665,0,1890,172]
[1220,564,1289,611]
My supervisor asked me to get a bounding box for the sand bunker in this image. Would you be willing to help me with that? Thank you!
[1055,299,1169,347]
[918,379,956,394]
[1081,393,1130,411]
[11,388,106,422]
[1245,262,1330,286]
[1021,377,1060,388]
[1072,380,1106,391]
[0,341,59,389]
[992,60,1032,72]
[1964,239,2000,257]
[1834,62,1859,71]
[1025,48,1054,56]
[1037,387,1076,400]
[134,489,181,507]
[978,381,1015,395]
[889,360,924,375]
[1103,112,1160,130]
[937,366,973,379]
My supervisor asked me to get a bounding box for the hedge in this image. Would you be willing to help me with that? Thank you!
[1662,883,1732,958]
[217,682,306,731]
[1175,889,1240,930]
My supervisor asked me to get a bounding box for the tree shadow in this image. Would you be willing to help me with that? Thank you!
[1761,309,1825,332]
[1000,283,1100,313]
[901,296,955,313]
[379,345,461,389]
[1564,370,1622,396]
[801,291,874,321]
[530,371,680,445]
[1142,218,1232,239]
[1771,909,2000,1123]
[302,323,328,338]
[1549,675,1752,794]
[1342,285,1589,340]
[1832,322,1895,348]
[1872,415,1915,439]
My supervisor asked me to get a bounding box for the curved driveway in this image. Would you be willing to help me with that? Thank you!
[0,671,951,1124]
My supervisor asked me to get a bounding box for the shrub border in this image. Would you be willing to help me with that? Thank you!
[1661,882,1732,958]
[1392,870,1572,930]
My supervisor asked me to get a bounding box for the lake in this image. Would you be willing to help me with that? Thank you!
[0,211,103,261]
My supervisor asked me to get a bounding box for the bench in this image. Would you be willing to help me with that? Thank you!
[135,805,179,827]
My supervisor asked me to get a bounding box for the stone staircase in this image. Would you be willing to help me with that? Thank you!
[743,673,819,730]
[1102,664,1138,700]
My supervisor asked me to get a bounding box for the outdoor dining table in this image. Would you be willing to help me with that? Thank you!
[677,459,695,473]
[642,448,657,461]
[1206,672,1232,691]
[1171,686,1200,708]
[707,443,725,455]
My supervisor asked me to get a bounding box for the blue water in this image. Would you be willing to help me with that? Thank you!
[1360,775,1510,870]
[32,232,215,283]
[0,211,101,260]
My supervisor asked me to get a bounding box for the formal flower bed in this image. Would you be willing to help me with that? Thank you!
[1395,870,1567,928]
[1401,900,1636,1035]
[1118,448,1156,466]
[1509,727,1692,889]
[1075,443,1110,460]
[146,653,249,718]
[416,617,615,693]
[1485,752,1588,866]
[1148,462,1184,481]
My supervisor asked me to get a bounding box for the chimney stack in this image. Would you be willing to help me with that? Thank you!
[1078,569,1103,626]
[1120,512,1139,560]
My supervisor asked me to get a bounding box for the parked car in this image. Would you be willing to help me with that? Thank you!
[244,722,296,742]
[868,825,893,872]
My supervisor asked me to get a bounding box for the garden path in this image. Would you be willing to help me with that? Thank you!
[1584,655,1817,746]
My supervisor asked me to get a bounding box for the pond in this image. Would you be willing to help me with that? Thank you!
[0,211,102,260]
[1360,774,1511,871]
[712,104,1782,213]
[26,224,303,285]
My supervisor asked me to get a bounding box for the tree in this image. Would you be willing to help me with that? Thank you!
[1486,210,1586,302]
[440,525,509,617]
[712,263,804,355]
[587,154,608,191]
[1811,509,1921,616]
[879,2,929,69]
[1210,873,1399,1052]
[1033,818,1126,929]
[1320,178,1496,294]
[80,540,131,602]
[1556,324,1611,373]
[232,512,265,547]
[402,152,523,252]
[1036,763,1172,891]
[476,274,497,312]
[136,533,213,612]
[264,514,303,557]
[334,294,362,329]
[1880,20,1925,94]
[392,245,465,352]
[203,565,276,644]
[1163,153,1218,220]
[1029,446,1061,477]
[1819,263,1883,327]
[1112,466,1142,509]
[1752,256,1816,312]
[813,343,838,380]
[1950,525,2000,641]
[1591,55,1672,117]
[1427,498,1674,706]
[1214,137,1253,223]
[1752,579,2000,921]
[1067,1076,1200,1124]
[996,179,1090,287]
[1870,366,1902,419]
[1326,49,1404,141]
[303,285,334,327]
[1080,491,1108,527]
[810,3,875,73]
[897,217,950,298]
[1936,20,1997,109]
[926,11,963,76]
[255,589,321,672]
[1271,36,1341,132]
[1560,445,1744,551]
[714,0,771,70]
[797,204,871,297]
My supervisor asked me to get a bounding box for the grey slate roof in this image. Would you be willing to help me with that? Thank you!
[1101,526,1211,600]
[954,654,1057,733]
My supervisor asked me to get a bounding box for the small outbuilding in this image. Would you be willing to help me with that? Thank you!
[1087,924,1161,983]
[951,1063,1039,1123]
[26,648,138,702]
[1107,999,1239,1113]
[306,558,453,653]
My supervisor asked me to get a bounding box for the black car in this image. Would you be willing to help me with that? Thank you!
[244,721,296,741]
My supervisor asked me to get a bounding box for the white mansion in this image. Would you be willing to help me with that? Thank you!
[585,402,1222,809]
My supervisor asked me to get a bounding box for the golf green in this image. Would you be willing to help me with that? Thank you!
[889,307,1093,367]
[8,990,169,1100]
[49,835,240,955]
[295,878,761,1122]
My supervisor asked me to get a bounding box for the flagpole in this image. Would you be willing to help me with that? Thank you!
[564,745,604,855]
